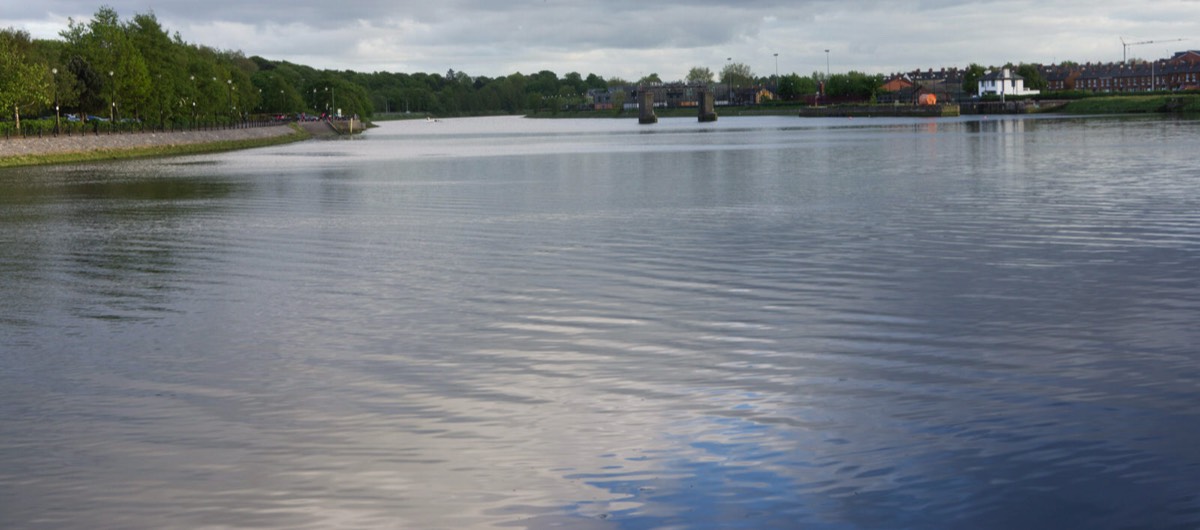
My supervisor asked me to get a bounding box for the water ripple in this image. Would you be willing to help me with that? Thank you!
[2,116,1199,529]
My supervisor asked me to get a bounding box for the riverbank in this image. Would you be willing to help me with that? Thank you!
[1058,94,1200,114]
[528,94,1200,120]
[527,106,807,119]
[534,104,959,119]
[0,124,311,168]
[796,104,960,118]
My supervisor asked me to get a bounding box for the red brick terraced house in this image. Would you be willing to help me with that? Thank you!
[1043,51,1200,93]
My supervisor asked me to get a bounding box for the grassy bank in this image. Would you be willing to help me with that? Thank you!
[1059,94,1200,114]
[0,125,311,169]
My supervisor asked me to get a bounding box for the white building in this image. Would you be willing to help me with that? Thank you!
[978,68,1040,98]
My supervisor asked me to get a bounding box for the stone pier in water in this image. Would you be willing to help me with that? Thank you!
[638,91,657,124]
[698,91,717,122]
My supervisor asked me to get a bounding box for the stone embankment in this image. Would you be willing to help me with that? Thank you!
[0,124,302,159]
[797,104,961,118]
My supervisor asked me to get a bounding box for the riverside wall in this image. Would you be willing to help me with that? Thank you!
[959,100,1068,114]
[797,104,960,118]
[0,124,302,160]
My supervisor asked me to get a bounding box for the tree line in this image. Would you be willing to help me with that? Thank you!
[1,6,908,134]
[0,7,379,133]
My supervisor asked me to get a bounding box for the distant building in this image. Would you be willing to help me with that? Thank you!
[592,83,776,109]
[880,76,914,92]
[880,68,967,103]
[978,68,1040,97]
[588,87,627,110]
[1049,51,1200,93]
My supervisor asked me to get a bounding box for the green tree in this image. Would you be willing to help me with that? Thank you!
[1016,63,1046,91]
[584,73,607,91]
[253,73,304,114]
[825,71,884,99]
[527,70,559,97]
[0,28,51,131]
[562,71,586,95]
[126,12,193,126]
[638,72,662,85]
[611,89,627,115]
[499,73,526,112]
[962,63,986,95]
[776,73,816,100]
[686,66,714,85]
[720,62,754,87]
[61,7,152,121]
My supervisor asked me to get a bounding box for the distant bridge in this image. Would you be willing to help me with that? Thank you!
[638,89,717,124]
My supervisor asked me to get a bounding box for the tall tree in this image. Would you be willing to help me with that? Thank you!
[61,6,152,120]
[825,71,884,99]
[527,70,560,96]
[686,66,714,85]
[776,73,816,100]
[126,12,187,125]
[1016,63,1046,91]
[253,72,304,114]
[0,28,51,131]
[638,73,662,85]
[720,62,754,87]
[562,71,586,95]
[962,63,986,95]
[584,73,607,91]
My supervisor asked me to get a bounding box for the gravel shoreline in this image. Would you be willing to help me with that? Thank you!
[0,125,301,159]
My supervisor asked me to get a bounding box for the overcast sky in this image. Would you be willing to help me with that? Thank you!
[6,1,1200,80]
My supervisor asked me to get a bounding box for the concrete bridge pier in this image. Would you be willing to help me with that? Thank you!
[638,91,658,124]
[698,90,717,122]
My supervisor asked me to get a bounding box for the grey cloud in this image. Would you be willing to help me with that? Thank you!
[6,0,1200,78]
[416,6,765,51]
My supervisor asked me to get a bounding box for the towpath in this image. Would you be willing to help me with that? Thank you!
[0,125,301,159]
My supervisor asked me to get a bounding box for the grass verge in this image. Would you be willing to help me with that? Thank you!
[1059,94,1200,114]
[0,124,311,169]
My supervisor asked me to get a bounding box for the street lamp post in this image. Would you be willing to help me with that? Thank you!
[189,75,196,126]
[774,53,779,82]
[726,57,733,106]
[823,49,831,102]
[156,74,163,130]
[212,77,218,124]
[227,79,233,124]
[109,70,115,123]
[51,67,60,135]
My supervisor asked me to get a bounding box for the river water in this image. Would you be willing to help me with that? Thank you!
[2,115,1198,529]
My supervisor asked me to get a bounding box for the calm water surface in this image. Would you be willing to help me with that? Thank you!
[2,115,1199,529]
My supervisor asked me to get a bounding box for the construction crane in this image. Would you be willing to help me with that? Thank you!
[1122,37,1186,64]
